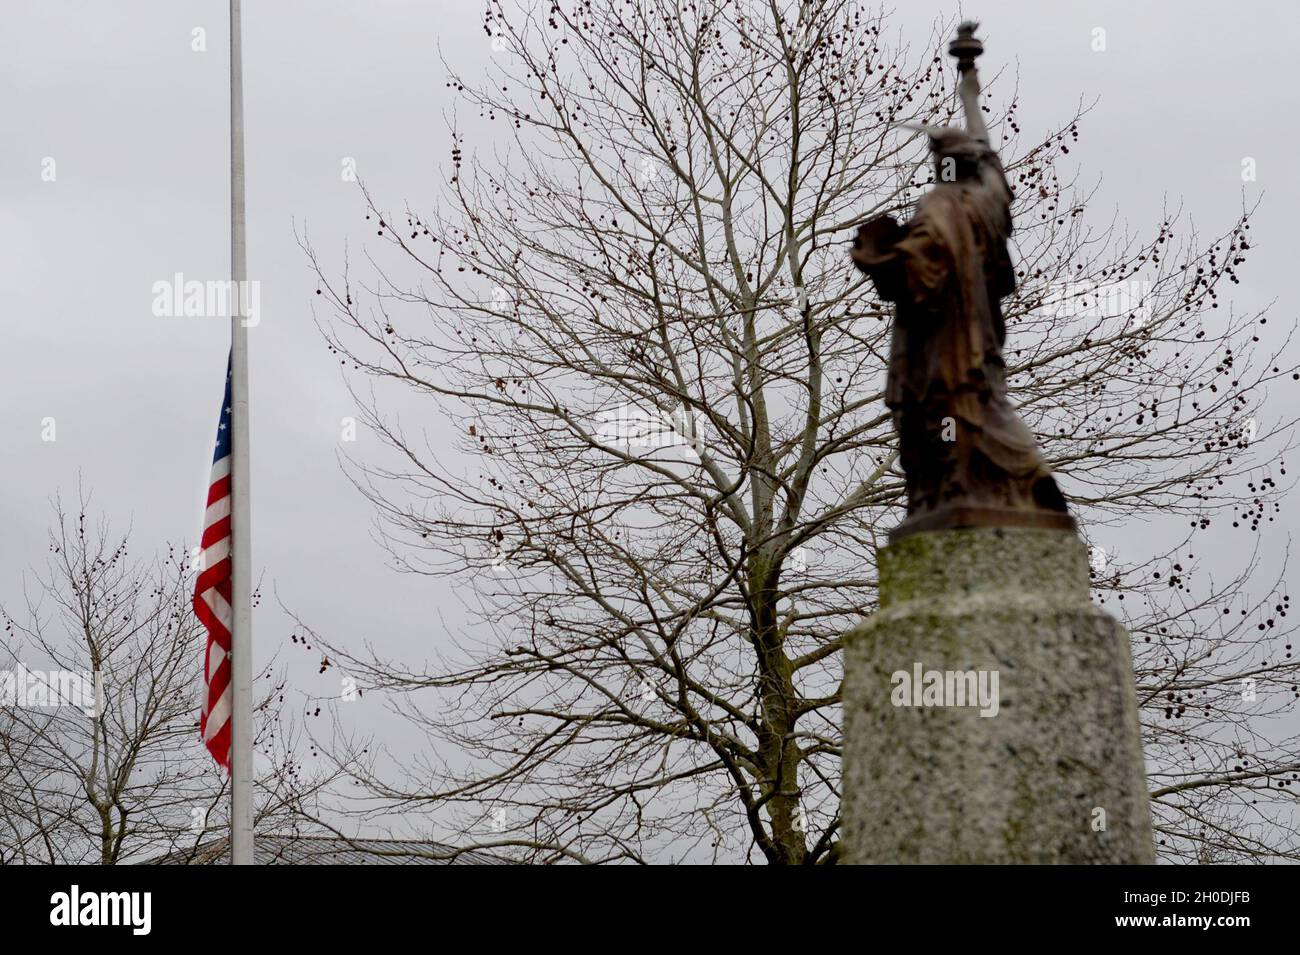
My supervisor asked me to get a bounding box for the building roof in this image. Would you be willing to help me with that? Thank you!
[147,833,508,865]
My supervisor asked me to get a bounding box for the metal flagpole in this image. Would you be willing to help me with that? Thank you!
[228,0,255,866]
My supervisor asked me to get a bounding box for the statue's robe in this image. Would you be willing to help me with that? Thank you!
[852,163,1069,533]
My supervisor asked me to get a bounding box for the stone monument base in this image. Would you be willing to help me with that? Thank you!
[843,527,1154,864]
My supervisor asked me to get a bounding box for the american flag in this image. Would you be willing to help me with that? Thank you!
[195,355,234,770]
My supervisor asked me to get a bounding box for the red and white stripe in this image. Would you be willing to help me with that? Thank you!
[195,452,233,770]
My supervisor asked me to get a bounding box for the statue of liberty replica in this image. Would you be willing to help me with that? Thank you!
[841,22,1155,864]
[851,22,1074,541]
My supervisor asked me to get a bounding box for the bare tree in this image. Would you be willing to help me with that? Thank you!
[0,494,323,864]
[298,0,1300,863]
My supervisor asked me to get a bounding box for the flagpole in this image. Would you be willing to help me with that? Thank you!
[228,0,255,866]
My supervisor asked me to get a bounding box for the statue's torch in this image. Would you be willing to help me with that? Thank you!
[948,21,989,145]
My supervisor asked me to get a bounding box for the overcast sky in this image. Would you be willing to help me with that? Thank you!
[3,0,1297,838]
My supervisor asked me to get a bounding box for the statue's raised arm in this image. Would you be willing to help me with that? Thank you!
[949,21,990,145]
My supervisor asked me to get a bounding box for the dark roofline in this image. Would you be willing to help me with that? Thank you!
[145,832,510,865]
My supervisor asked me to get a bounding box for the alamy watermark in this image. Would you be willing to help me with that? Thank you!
[49,886,151,935]
[890,662,1000,717]
[151,273,260,327]
[1,664,103,716]
[1044,279,1152,325]
[596,403,707,458]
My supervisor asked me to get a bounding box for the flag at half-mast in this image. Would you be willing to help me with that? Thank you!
[195,354,234,769]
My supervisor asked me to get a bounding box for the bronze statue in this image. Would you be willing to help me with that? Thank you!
[851,22,1075,542]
